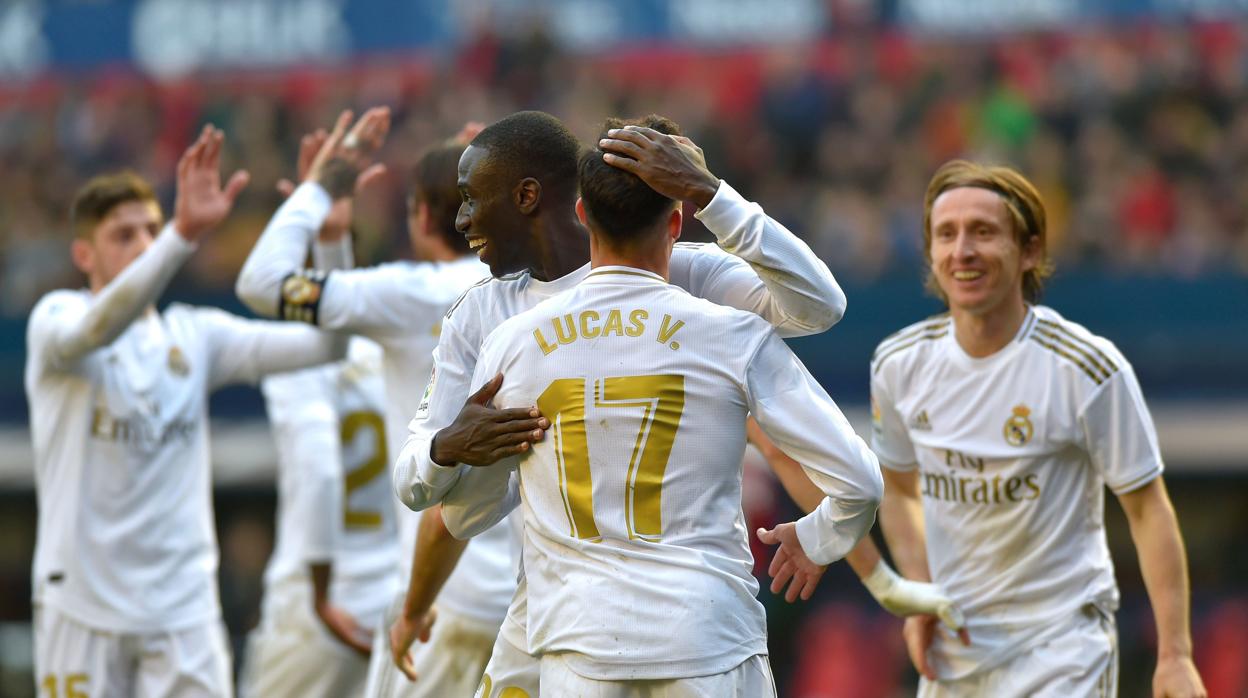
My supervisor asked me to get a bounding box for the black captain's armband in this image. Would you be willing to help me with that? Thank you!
[278,269,328,324]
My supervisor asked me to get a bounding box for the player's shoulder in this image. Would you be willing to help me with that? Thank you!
[871,312,953,376]
[444,270,528,320]
[29,288,88,321]
[1026,305,1127,388]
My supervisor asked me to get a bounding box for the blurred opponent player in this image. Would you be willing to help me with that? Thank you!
[234,110,491,697]
[390,111,850,697]
[238,132,398,697]
[442,113,883,695]
[872,160,1206,697]
[26,127,346,697]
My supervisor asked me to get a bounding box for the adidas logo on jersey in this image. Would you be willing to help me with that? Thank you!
[910,409,932,431]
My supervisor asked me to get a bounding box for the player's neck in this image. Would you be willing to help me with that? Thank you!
[588,233,670,280]
[950,296,1028,358]
[530,213,591,282]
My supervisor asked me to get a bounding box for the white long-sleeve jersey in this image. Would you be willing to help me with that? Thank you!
[870,306,1164,678]
[26,224,344,633]
[459,267,880,680]
[393,181,848,627]
[260,337,397,627]
[234,182,490,615]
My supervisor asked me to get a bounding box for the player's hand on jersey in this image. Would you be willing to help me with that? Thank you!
[1153,654,1207,698]
[430,374,549,467]
[599,126,720,210]
[756,522,826,602]
[903,614,941,681]
[172,125,250,242]
[862,561,969,642]
[306,107,390,200]
[390,607,437,682]
[314,600,373,657]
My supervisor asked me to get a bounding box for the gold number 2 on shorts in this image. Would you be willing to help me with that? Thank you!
[536,374,685,542]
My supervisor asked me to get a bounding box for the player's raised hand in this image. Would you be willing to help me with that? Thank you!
[1153,655,1207,698]
[306,107,391,199]
[599,126,720,210]
[277,127,356,241]
[430,374,549,467]
[756,522,826,602]
[390,607,437,682]
[173,125,250,242]
[314,600,373,658]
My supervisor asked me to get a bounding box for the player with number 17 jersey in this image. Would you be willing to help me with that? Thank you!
[467,266,883,683]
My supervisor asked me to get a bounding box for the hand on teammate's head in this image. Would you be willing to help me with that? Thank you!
[598,123,720,210]
[172,124,250,242]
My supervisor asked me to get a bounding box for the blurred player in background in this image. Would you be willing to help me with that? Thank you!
[389,110,851,697]
[872,160,1206,697]
[447,113,883,696]
[25,127,347,697]
[234,109,492,697]
[238,134,398,697]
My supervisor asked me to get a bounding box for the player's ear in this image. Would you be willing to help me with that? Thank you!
[514,177,541,215]
[667,204,682,243]
[71,237,95,276]
[575,198,588,227]
[1019,232,1041,273]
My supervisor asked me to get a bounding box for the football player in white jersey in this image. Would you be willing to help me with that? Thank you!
[234,110,493,697]
[388,111,860,697]
[239,129,400,696]
[26,127,349,698]
[442,113,883,696]
[871,160,1206,697]
[239,337,394,698]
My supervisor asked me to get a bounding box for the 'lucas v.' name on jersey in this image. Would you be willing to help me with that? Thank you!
[468,267,880,682]
[869,305,1163,676]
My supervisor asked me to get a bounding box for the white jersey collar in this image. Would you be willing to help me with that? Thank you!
[947,306,1037,369]
[527,263,591,298]
[583,265,667,285]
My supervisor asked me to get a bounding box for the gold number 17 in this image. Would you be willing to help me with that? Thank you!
[536,374,685,542]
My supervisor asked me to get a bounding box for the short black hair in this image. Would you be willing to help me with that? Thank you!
[470,111,580,196]
[412,139,470,254]
[578,115,681,242]
[71,171,158,238]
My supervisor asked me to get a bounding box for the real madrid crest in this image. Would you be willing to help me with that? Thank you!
[1003,405,1033,447]
[168,346,190,377]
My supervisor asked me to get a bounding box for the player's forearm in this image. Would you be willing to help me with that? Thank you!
[236,182,333,317]
[844,538,884,579]
[696,180,845,333]
[312,233,354,271]
[879,478,931,582]
[1124,485,1195,660]
[55,224,194,363]
[401,506,468,621]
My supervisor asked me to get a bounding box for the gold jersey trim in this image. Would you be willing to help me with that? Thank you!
[873,314,951,360]
[872,328,950,374]
[1036,318,1119,373]
[1029,334,1106,385]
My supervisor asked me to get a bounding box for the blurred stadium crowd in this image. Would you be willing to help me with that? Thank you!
[4,21,1248,319]
[3,12,1248,698]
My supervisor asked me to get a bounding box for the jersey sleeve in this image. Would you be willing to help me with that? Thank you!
[869,367,917,471]
[196,309,346,389]
[744,328,883,566]
[262,368,342,564]
[314,265,457,337]
[689,180,845,336]
[33,225,195,372]
[235,182,333,319]
[1078,362,1164,494]
[438,330,523,538]
[392,304,481,511]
